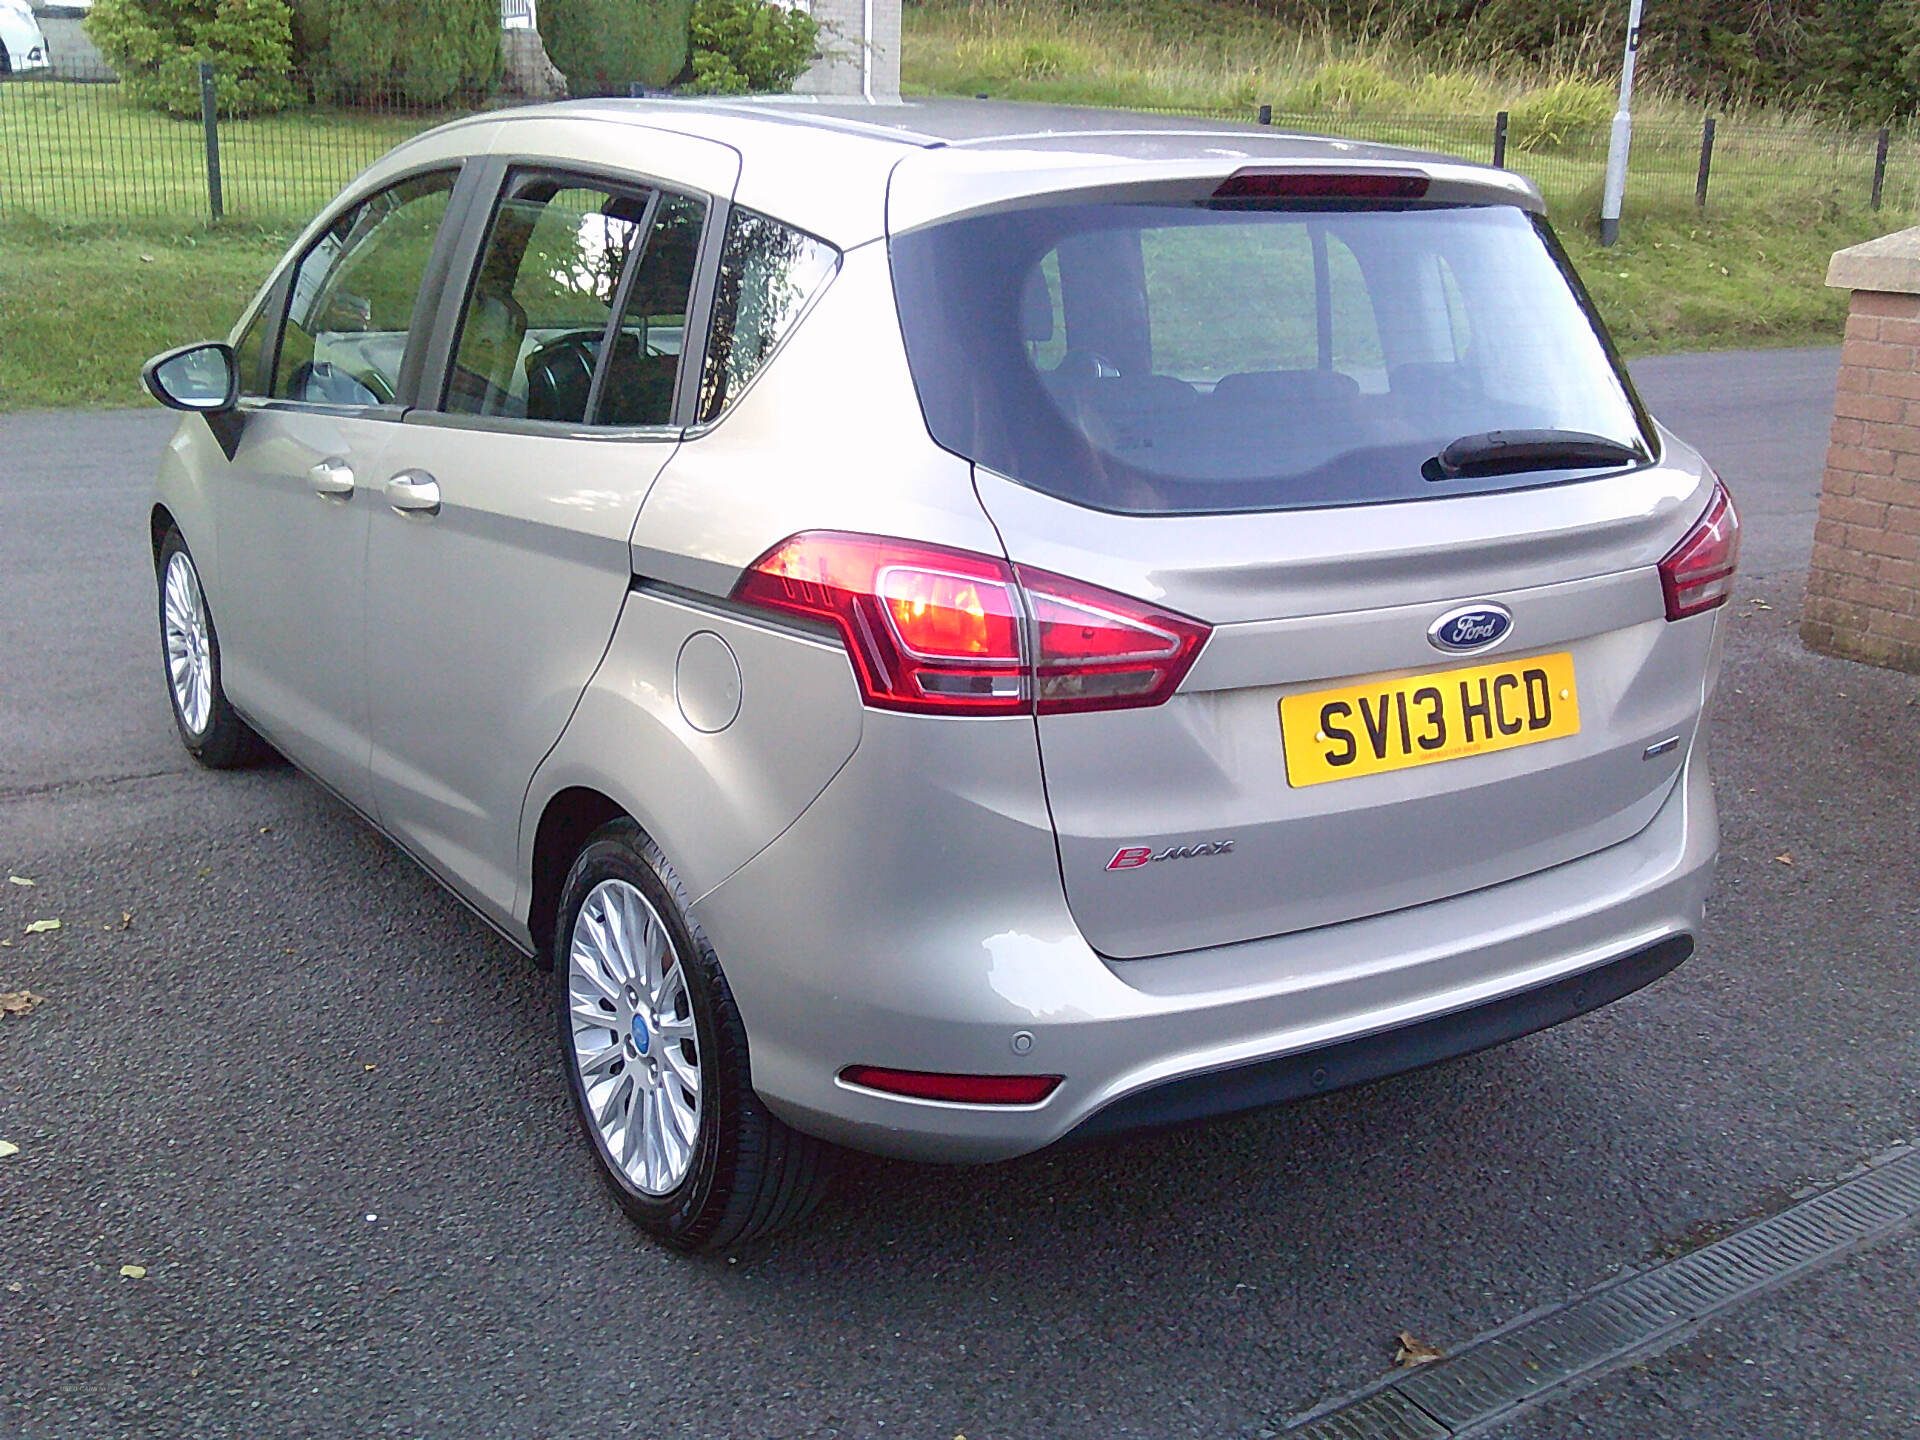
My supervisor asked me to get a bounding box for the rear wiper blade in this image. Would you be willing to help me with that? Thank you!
[1425,429,1644,481]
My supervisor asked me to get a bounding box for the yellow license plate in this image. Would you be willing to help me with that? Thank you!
[1281,651,1580,788]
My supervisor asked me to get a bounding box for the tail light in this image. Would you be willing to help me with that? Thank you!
[732,532,1210,716]
[840,1065,1061,1105]
[1658,480,1740,620]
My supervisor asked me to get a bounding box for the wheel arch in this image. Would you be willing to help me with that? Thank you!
[527,786,630,967]
[150,503,178,567]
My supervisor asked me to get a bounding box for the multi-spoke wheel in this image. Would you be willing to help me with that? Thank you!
[155,528,263,768]
[568,878,703,1196]
[554,820,836,1250]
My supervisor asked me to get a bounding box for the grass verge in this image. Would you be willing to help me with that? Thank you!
[0,220,291,411]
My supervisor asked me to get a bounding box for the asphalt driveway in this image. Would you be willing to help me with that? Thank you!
[2,347,1916,1439]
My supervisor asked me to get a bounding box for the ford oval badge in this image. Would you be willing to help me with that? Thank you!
[1428,603,1513,655]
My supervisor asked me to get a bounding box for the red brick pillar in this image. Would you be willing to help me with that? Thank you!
[1803,233,1920,673]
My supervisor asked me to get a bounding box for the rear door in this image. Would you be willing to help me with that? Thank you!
[363,154,727,925]
[893,194,1722,959]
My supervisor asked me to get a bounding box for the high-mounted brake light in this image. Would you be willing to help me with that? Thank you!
[1658,480,1741,620]
[1212,170,1431,202]
[731,532,1211,717]
[840,1066,1062,1106]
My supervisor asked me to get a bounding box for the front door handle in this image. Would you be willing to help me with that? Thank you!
[308,458,355,497]
[385,470,441,516]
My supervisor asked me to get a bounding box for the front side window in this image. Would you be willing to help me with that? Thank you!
[696,207,839,424]
[273,170,457,407]
[892,201,1652,515]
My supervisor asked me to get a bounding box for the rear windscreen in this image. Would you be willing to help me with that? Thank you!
[889,202,1654,515]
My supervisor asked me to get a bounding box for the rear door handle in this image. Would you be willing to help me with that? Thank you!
[385,470,441,516]
[308,458,355,497]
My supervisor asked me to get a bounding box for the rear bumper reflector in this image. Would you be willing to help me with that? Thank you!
[839,1066,1062,1106]
[1063,933,1693,1144]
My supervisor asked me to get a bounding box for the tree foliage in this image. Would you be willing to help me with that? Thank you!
[687,0,819,93]
[290,0,500,107]
[85,0,298,116]
[539,0,694,93]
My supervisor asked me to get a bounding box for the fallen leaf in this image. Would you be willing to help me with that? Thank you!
[119,1265,147,1279]
[23,919,60,934]
[0,1141,18,1159]
[7,875,34,887]
[0,990,47,1016]
[1775,852,1794,865]
[120,912,133,930]
[1394,1330,1444,1367]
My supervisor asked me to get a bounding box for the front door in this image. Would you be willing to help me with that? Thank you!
[215,169,462,810]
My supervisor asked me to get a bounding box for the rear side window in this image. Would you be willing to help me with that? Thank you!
[442,173,707,427]
[696,207,839,423]
[891,202,1652,515]
[273,170,457,407]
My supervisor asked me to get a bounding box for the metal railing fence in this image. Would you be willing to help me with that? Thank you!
[5,63,1919,229]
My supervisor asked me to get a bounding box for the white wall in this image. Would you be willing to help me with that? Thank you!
[785,0,900,101]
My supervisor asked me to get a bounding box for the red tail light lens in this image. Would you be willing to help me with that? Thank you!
[1658,480,1740,620]
[731,532,1211,716]
[1020,567,1210,713]
[840,1065,1062,1106]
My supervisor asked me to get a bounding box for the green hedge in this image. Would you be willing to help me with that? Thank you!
[688,0,818,93]
[84,0,298,117]
[291,0,500,107]
[540,0,694,93]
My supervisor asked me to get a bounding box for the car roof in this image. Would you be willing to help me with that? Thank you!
[378,97,1540,250]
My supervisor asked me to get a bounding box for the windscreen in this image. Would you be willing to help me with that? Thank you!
[890,201,1653,515]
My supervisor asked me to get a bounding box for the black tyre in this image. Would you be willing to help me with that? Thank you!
[156,528,265,769]
[554,819,835,1251]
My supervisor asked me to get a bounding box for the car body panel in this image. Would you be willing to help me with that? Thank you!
[211,408,394,808]
[364,421,680,928]
[972,449,1724,957]
[0,1,49,70]
[520,588,866,919]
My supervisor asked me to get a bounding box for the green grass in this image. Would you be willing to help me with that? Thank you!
[0,220,291,410]
[1561,202,1872,355]
[0,80,443,228]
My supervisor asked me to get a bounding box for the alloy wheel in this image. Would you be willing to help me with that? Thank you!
[567,878,703,1195]
[162,550,214,736]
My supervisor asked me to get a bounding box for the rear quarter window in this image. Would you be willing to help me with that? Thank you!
[696,207,839,424]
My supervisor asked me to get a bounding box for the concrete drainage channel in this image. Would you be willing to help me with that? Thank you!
[1281,1144,1920,1438]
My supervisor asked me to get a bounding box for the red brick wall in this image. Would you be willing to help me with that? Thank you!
[1802,289,1920,673]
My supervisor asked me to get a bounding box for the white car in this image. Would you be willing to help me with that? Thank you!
[0,0,50,72]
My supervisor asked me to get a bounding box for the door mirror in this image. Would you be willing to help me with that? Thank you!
[142,342,239,414]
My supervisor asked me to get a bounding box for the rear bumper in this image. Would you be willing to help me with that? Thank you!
[1065,931,1692,1145]
[690,711,1717,1163]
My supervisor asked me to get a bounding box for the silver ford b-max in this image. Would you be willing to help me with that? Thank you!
[141,99,1738,1250]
